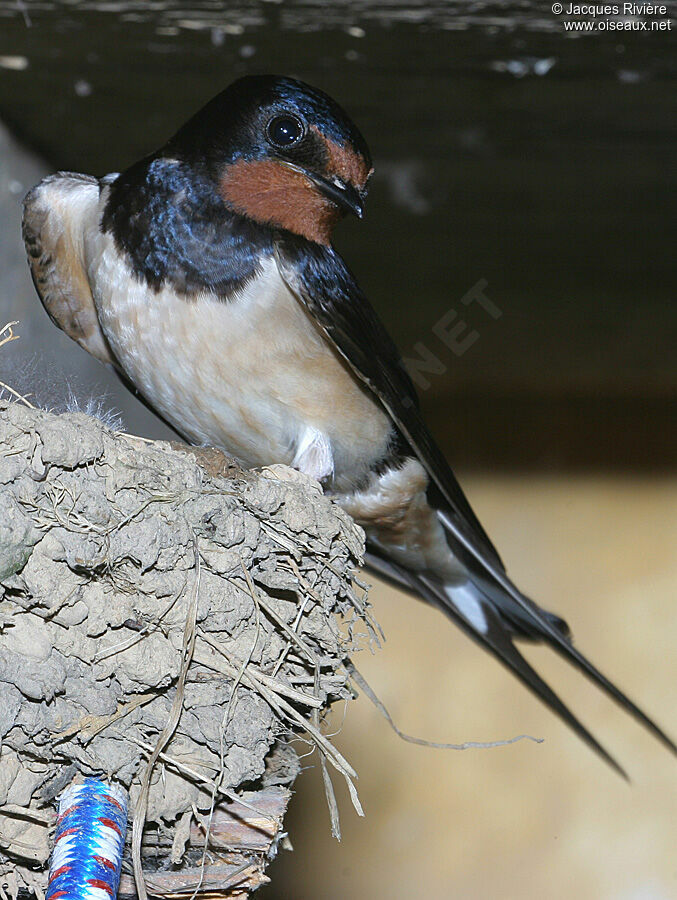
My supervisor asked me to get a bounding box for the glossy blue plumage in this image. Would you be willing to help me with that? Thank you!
[102,157,272,295]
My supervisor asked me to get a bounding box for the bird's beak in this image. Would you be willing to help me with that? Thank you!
[279,161,365,219]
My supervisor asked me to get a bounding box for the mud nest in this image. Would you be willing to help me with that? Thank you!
[0,400,374,897]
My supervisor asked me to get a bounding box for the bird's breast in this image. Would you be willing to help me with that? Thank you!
[86,233,392,483]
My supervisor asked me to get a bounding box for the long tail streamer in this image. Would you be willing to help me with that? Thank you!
[46,779,128,900]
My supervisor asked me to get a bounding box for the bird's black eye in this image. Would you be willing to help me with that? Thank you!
[266,114,304,149]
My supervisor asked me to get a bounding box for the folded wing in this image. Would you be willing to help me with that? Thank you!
[22,172,114,365]
[275,233,676,770]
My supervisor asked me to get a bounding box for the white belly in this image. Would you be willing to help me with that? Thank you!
[86,235,392,485]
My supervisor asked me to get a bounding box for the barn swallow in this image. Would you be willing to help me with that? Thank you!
[23,74,674,774]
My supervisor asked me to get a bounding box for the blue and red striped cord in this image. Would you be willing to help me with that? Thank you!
[46,780,128,900]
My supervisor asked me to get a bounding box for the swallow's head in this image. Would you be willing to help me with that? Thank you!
[164,75,373,245]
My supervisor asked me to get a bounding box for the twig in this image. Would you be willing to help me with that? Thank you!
[239,576,362,825]
[347,661,543,750]
[122,734,273,820]
[189,557,263,900]
[93,582,188,662]
[0,321,20,349]
[0,322,34,408]
[194,638,324,708]
[132,538,201,900]
[0,805,52,825]
[271,558,318,678]
[0,381,35,409]
[53,692,157,742]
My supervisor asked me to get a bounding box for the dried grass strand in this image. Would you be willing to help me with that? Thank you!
[347,661,543,750]
[132,538,201,900]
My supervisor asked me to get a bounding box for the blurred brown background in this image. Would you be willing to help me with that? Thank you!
[0,2,675,898]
